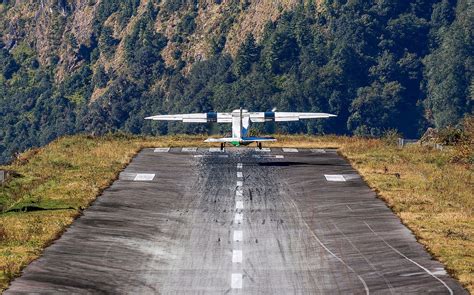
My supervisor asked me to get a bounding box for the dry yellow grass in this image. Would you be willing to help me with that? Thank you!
[0,134,472,292]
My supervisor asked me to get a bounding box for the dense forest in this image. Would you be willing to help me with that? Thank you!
[0,0,472,163]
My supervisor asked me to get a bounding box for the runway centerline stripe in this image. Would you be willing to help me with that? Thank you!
[233,231,243,242]
[236,201,244,209]
[231,273,243,289]
[236,181,243,187]
[237,163,243,169]
[237,172,243,178]
[232,250,243,263]
[234,212,243,224]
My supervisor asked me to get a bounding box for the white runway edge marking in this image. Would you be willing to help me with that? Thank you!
[255,147,271,152]
[325,174,346,182]
[237,172,243,178]
[231,273,243,289]
[364,222,453,295]
[234,212,243,224]
[181,147,197,152]
[233,230,243,242]
[311,149,326,153]
[209,147,223,152]
[232,250,243,263]
[282,148,298,153]
[236,201,244,209]
[237,163,243,169]
[133,174,155,181]
[154,147,170,152]
[325,174,360,182]
[236,181,243,187]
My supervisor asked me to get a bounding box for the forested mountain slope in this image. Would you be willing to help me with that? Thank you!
[0,0,472,163]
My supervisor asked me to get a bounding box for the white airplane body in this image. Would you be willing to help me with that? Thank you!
[145,109,336,149]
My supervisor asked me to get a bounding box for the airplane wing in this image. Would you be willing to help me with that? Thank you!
[249,112,336,122]
[145,112,232,123]
[204,137,277,143]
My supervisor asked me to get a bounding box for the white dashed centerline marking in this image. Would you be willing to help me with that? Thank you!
[236,189,243,197]
[234,212,243,224]
[133,174,155,181]
[231,273,243,289]
[232,250,243,263]
[237,172,243,178]
[236,181,243,187]
[233,231,243,242]
[237,163,243,169]
[236,201,244,209]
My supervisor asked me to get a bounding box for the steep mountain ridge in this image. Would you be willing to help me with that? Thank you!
[0,0,472,164]
[1,0,305,81]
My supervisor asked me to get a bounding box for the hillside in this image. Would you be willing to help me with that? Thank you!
[0,0,473,163]
[0,134,472,291]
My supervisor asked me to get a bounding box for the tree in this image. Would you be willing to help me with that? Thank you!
[424,0,473,127]
[233,34,260,76]
[348,82,405,136]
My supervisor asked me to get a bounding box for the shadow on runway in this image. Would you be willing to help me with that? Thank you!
[258,162,349,167]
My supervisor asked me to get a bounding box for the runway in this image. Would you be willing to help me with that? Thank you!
[6,148,466,294]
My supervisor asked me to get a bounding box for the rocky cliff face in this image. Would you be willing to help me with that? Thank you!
[1,0,311,82]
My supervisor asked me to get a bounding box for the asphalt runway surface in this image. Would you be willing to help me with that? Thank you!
[6,148,466,294]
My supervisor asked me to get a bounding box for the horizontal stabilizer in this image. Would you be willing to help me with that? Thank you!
[241,137,277,142]
[204,137,240,143]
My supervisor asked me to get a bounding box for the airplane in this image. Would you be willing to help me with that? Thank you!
[145,108,336,150]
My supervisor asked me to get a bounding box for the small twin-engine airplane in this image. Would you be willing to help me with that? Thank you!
[145,108,336,150]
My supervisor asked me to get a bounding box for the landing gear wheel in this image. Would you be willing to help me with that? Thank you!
[257,142,262,150]
[220,143,225,151]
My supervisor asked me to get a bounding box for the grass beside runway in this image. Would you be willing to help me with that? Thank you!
[0,134,472,292]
